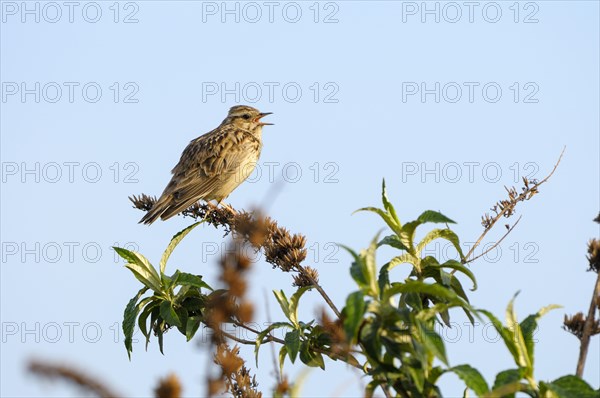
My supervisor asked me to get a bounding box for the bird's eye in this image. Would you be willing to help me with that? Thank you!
[242,114,251,120]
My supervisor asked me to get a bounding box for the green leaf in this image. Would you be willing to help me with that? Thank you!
[381,179,401,228]
[416,319,448,365]
[254,322,292,367]
[278,345,287,376]
[185,315,202,341]
[273,290,291,323]
[416,228,465,262]
[285,330,301,363]
[541,375,598,398]
[492,368,524,398]
[384,281,471,312]
[505,293,532,372]
[520,304,561,367]
[417,210,456,224]
[342,237,379,297]
[387,252,421,273]
[451,364,489,395]
[173,271,213,291]
[360,318,382,363]
[138,298,160,341]
[428,366,447,387]
[343,291,366,344]
[354,206,401,236]
[341,244,370,291]
[478,309,521,368]
[288,286,313,328]
[484,382,531,398]
[439,260,477,291]
[159,301,182,328]
[114,247,162,292]
[400,221,420,253]
[159,222,202,275]
[299,341,325,369]
[363,233,381,297]
[378,234,409,251]
[122,287,148,359]
[156,320,165,354]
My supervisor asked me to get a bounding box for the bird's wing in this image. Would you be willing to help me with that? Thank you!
[163,127,260,203]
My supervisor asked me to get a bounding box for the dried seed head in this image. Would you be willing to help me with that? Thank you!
[563,312,600,339]
[293,267,319,287]
[275,376,290,395]
[155,374,182,398]
[587,238,600,273]
[237,302,254,323]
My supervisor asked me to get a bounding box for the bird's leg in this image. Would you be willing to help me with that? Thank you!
[218,201,237,215]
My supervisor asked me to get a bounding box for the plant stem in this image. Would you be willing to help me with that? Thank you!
[297,264,342,318]
[576,271,600,377]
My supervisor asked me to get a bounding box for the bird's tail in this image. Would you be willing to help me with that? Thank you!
[139,194,201,225]
[139,194,172,225]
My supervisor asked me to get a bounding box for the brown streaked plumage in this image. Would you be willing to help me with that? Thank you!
[140,105,273,225]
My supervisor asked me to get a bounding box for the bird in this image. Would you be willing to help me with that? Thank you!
[139,105,273,225]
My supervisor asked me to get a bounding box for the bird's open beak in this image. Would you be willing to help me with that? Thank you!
[256,112,273,125]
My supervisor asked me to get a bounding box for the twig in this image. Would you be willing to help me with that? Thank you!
[576,271,600,377]
[465,147,564,264]
[465,216,522,264]
[297,264,341,318]
[28,360,121,398]
[222,327,364,371]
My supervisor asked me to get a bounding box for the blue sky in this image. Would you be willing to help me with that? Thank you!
[1,1,599,397]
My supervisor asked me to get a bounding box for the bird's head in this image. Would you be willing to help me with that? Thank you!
[223,105,273,131]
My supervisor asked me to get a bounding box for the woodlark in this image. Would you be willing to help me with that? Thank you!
[139,105,273,225]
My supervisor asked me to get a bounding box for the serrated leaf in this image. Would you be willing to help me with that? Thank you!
[381,179,401,228]
[439,260,477,291]
[484,382,528,398]
[159,301,182,328]
[378,264,391,297]
[388,252,420,273]
[343,291,366,344]
[285,330,301,363]
[378,234,409,251]
[159,222,202,275]
[174,271,213,291]
[400,221,420,253]
[451,364,489,395]
[416,228,465,261]
[417,210,456,224]
[122,287,148,359]
[363,233,381,297]
[492,368,524,398]
[354,206,401,236]
[383,281,470,310]
[541,375,598,398]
